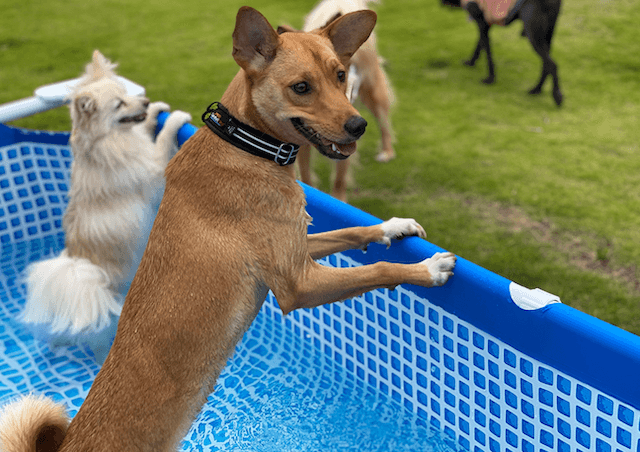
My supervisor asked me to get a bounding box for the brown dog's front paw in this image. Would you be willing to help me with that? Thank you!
[422,252,456,286]
[377,217,426,248]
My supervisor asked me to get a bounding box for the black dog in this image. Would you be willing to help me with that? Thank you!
[443,0,563,106]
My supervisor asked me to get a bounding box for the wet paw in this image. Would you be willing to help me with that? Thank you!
[422,252,456,286]
[377,217,426,247]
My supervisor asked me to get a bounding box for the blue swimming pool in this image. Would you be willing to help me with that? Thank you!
[1,118,639,451]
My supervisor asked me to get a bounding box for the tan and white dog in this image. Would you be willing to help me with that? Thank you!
[20,50,191,357]
[293,0,396,201]
[0,8,454,451]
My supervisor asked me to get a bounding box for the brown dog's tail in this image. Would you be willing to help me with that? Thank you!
[0,395,69,452]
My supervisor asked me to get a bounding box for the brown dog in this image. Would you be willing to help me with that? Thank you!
[0,7,455,451]
[292,0,396,202]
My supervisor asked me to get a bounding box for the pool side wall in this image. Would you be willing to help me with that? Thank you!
[301,182,640,411]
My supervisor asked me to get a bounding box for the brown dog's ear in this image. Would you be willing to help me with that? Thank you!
[276,24,297,35]
[232,7,280,73]
[321,10,377,64]
[321,12,343,29]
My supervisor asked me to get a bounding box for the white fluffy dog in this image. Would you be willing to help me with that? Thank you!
[20,50,191,357]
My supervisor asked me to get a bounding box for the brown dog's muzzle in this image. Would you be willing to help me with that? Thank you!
[291,114,368,160]
[344,115,367,140]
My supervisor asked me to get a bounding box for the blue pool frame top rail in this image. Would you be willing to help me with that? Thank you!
[1,113,639,451]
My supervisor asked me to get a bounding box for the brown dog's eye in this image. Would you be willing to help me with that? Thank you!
[337,71,346,83]
[291,82,311,95]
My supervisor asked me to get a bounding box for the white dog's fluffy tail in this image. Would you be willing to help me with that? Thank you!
[0,395,69,452]
[21,250,123,337]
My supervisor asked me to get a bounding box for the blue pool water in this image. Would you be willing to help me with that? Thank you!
[182,309,456,452]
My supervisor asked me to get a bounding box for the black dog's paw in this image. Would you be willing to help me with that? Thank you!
[463,59,476,67]
[528,86,542,95]
[553,89,563,106]
[482,75,495,84]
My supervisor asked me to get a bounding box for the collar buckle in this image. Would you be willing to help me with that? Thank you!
[275,143,298,166]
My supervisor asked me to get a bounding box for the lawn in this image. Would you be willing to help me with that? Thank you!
[1,0,640,333]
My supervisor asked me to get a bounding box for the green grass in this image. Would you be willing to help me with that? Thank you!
[2,0,640,333]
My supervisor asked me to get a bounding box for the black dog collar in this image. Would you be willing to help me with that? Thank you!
[202,102,299,166]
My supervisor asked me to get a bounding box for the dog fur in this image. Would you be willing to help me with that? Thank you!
[20,50,192,355]
[0,8,455,451]
[443,0,563,106]
[0,395,69,452]
[291,0,396,202]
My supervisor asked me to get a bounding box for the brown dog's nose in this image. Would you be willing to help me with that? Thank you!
[344,115,367,139]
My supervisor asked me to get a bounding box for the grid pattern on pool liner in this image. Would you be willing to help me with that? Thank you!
[0,240,100,416]
[261,252,640,452]
[0,141,71,246]
[0,138,97,416]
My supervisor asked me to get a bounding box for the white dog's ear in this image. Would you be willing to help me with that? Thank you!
[232,7,280,74]
[84,50,118,81]
[321,10,377,65]
[74,95,97,117]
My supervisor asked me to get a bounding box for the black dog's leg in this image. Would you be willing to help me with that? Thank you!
[464,38,483,67]
[546,1,563,106]
[480,23,496,84]
[464,2,495,84]
[521,0,563,105]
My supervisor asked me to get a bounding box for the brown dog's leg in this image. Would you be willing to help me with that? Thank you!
[297,144,318,187]
[332,158,350,202]
[279,252,456,314]
[308,217,426,259]
[357,50,396,163]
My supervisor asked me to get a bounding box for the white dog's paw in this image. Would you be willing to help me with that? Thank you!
[421,252,456,287]
[147,101,171,117]
[377,217,427,248]
[164,110,192,132]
